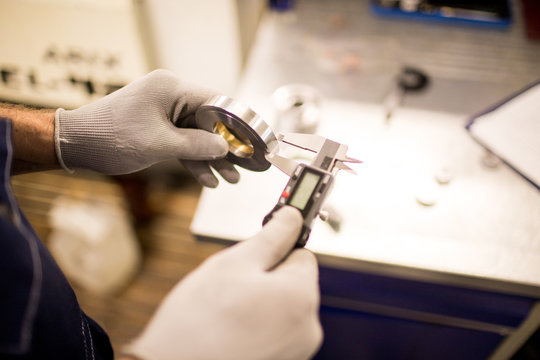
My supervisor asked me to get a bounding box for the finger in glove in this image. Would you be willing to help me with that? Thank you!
[208,158,240,184]
[182,158,240,188]
[181,160,220,188]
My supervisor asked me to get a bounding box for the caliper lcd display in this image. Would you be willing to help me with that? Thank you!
[289,171,320,210]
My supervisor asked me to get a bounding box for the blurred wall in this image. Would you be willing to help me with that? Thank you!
[0,0,265,108]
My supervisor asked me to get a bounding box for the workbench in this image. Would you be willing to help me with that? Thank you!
[191,1,540,358]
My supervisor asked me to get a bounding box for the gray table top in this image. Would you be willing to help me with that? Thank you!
[192,0,540,297]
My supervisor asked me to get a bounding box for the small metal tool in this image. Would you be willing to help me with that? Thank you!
[263,133,361,247]
[383,66,429,123]
[196,96,361,248]
[272,84,321,134]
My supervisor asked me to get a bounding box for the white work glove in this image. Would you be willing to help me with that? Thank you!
[55,69,239,187]
[123,206,323,360]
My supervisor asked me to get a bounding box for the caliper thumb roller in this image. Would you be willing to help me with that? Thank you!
[196,95,361,248]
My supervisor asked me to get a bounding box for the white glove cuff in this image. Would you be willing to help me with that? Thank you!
[55,106,118,174]
[54,108,73,173]
[120,341,158,360]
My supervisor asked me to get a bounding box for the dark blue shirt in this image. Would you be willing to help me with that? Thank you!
[0,117,113,360]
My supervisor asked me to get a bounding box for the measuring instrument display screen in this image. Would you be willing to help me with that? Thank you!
[289,170,321,210]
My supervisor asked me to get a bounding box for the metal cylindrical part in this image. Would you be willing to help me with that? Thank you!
[196,95,278,171]
[272,84,321,134]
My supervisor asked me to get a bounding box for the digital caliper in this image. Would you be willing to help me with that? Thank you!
[196,95,360,248]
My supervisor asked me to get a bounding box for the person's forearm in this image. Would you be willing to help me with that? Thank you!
[0,102,60,174]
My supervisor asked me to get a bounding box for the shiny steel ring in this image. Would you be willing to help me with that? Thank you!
[196,95,278,171]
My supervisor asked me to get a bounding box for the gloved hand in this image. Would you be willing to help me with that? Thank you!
[123,206,323,360]
[55,69,239,187]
